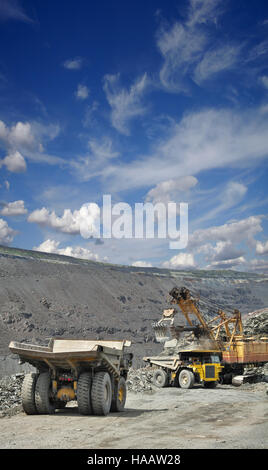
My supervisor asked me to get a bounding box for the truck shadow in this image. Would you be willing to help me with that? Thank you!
[55,406,168,418]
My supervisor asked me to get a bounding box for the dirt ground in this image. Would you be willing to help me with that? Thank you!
[0,383,267,450]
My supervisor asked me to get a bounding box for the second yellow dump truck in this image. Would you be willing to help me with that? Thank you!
[144,346,223,389]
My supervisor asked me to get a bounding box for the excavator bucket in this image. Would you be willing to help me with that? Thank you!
[152,322,172,343]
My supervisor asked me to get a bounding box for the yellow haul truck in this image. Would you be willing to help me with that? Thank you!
[144,348,223,389]
[9,338,133,416]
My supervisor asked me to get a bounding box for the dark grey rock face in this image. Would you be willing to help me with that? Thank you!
[0,245,268,369]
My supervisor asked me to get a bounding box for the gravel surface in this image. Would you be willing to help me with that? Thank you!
[0,382,267,449]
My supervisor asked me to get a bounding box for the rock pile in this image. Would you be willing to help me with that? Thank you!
[126,367,155,393]
[243,309,268,336]
[0,373,24,417]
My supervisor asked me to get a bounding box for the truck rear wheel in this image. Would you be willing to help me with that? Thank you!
[21,372,38,415]
[153,369,168,388]
[77,372,93,415]
[111,376,127,412]
[178,369,195,389]
[35,372,56,414]
[91,371,112,416]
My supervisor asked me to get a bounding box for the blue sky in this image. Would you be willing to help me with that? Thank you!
[0,0,268,272]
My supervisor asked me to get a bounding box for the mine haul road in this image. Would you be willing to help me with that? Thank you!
[0,384,267,449]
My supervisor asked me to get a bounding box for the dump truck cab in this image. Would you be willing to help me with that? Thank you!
[175,349,223,388]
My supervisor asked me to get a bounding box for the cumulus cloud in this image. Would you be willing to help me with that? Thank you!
[28,203,100,238]
[0,218,16,244]
[0,119,62,170]
[33,239,100,261]
[75,84,89,100]
[256,240,268,255]
[0,151,26,173]
[160,215,264,272]
[63,57,84,70]
[162,252,195,269]
[189,215,263,251]
[103,73,148,135]
[0,200,27,216]
[131,260,153,268]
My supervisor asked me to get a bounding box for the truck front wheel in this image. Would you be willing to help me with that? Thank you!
[111,376,127,412]
[91,371,112,416]
[178,369,195,389]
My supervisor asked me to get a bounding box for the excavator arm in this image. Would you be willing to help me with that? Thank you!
[153,286,244,350]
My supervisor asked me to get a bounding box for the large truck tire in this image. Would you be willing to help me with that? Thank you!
[91,371,112,416]
[111,376,127,412]
[77,372,93,415]
[21,372,38,415]
[35,372,56,414]
[153,368,168,388]
[178,369,195,389]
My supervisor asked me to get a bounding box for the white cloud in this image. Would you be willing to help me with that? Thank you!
[0,200,27,216]
[197,240,245,265]
[8,122,35,149]
[0,151,26,173]
[63,57,84,70]
[162,252,195,269]
[193,44,242,84]
[75,84,89,100]
[156,0,223,92]
[101,106,268,192]
[248,258,268,273]
[28,203,100,238]
[256,240,268,255]
[33,239,100,261]
[0,217,16,244]
[146,176,198,205]
[132,260,153,268]
[189,215,263,251]
[206,256,246,270]
[0,119,62,169]
[0,0,34,23]
[103,73,148,135]
[260,75,268,89]
[71,137,120,180]
[195,181,248,225]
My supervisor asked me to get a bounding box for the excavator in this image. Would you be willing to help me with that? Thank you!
[143,286,268,388]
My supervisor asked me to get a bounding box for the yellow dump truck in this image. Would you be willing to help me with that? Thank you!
[9,338,133,416]
[144,348,223,389]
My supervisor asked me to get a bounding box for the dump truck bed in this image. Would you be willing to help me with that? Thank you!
[9,338,132,377]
